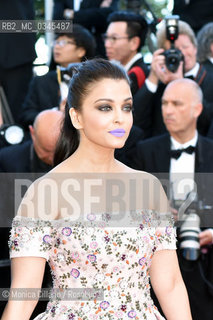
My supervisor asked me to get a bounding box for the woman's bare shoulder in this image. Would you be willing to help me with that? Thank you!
[118,162,159,180]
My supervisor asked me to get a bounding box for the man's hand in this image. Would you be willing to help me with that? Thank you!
[199,229,213,246]
[148,48,184,85]
[100,0,112,7]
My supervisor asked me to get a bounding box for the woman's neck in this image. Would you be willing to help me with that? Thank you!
[66,142,120,173]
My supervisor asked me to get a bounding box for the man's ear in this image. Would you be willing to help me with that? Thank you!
[77,47,86,60]
[130,36,140,52]
[29,125,35,141]
[69,108,83,129]
[194,102,203,118]
[210,43,213,55]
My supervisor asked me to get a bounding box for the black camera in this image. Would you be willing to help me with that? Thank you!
[163,15,184,73]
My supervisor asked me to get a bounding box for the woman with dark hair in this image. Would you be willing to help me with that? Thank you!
[2,59,192,320]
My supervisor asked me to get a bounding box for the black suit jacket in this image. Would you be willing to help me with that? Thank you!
[134,133,213,198]
[202,59,213,74]
[134,133,213,320]
[133,64,213,138]
[19,71,60,128]
[128,57,149,96]
[135,133,213,173]
[0,0,36,69]
[0,140,51,173]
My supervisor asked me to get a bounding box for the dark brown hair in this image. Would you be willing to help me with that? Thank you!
[53,58,130,166]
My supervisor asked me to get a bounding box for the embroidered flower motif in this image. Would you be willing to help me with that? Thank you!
[51,306,56,314]
[104,235,110,243]
[87,214,96,221]
[70,268,80,278]
[71,252,79,259]
[113,266,119,273]
[100,301,110,310]
[43,235,52,244]
[139,257,146,266]
[143,236,149,243]
[128,310,137,318]
[166,226,172,235]
[90,241,98,249]
[121,254,126,261]
[120,305,127,312]
[13,239,18,246]
[62,227,72,236]
[60,305,68,313]
[119,280,128,289]
[115,311,123,318]
[87,254,97,263]
[68,313,75,319]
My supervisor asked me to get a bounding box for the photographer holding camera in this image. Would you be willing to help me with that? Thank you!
[133,78,213,320]
[133,17,213,139]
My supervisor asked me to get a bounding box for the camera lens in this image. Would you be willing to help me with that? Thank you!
[164,48,183,73]
[179,211,200,261]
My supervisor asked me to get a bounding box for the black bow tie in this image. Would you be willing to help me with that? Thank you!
[170,146,196,159]
[185,75,194,80]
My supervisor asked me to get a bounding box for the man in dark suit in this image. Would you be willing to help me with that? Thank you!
[134,78,213,320]
[0,109,63,173]
[104,11,149,95]
[133,19,213,138]
[19,25,96,129]
[0,0,36,123]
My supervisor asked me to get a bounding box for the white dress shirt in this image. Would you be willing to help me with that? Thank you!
[124,53,143,72]
[170,131,198,201]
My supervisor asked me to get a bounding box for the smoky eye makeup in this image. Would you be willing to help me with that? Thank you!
[97,104,113,111]
[122,103,133,112]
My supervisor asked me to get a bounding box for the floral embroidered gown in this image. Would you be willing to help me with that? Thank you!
[9,209,176,320]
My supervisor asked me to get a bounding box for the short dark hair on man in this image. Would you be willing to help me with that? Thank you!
[55,24,96,60]
[108,11,148,51]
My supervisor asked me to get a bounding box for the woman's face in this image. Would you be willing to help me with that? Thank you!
[71,78,133,150]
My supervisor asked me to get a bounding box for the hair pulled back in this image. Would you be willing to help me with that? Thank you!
[54,58,130,166]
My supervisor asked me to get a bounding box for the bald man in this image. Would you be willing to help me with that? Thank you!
[0,109,63,172]
[134,78,213,320]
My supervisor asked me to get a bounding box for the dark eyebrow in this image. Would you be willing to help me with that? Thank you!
[94,97,133,103]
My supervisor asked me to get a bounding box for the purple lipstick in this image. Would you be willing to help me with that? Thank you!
[109,128,126,137]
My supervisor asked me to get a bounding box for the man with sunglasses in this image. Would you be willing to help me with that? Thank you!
[104,11,149,95]
[19,24,96,129]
